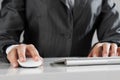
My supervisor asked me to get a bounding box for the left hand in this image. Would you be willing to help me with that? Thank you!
[88,42,119,57]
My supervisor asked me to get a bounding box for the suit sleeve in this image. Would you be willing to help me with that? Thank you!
[0,0,25,60]
[96,0,120,46]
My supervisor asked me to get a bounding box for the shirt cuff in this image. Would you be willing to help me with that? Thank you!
[6,45,18,55]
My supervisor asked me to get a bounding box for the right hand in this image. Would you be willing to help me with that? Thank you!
[7,44,43,68]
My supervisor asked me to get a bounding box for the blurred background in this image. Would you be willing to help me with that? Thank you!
[0,0,120,45]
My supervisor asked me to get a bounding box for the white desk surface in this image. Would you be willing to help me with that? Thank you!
[0,58,120,80]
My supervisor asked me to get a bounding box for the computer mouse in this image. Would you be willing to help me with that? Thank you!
[17,58,43,68]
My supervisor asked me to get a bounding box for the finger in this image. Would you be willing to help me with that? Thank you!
[88,52,92,57]
[117,47,120,56]
[88,45,102,57]
[92,47,102,57]
[27,44,41,61]
[17,44,26,62]
[102,43,111,57]
[88,49,97,57]
[110,43,118,56]
[7,48,18,68]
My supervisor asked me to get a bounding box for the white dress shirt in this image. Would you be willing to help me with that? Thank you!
[66,0,75,9]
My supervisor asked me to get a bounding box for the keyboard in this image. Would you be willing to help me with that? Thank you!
[53,57,120,66]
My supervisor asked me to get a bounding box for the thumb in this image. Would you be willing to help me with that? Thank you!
[7,48,19,68]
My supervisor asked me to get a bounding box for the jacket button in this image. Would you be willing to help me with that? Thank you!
[65,33,72,39]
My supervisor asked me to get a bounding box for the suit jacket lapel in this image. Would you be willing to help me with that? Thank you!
[60,0,67,7]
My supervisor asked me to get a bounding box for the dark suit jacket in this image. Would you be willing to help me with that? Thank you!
[0,0,120,59]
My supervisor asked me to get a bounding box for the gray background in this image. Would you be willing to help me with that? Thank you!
[0,0,120,45]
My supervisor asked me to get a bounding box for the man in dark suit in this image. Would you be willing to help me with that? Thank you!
[0,0,120,67]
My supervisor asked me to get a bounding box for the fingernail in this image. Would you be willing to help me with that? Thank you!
[20,57,25,62]
[103,54,108,57]
[35,57,39,61]
[111,53,116,56]
[93,55,97,57]
[12,64,17,67]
